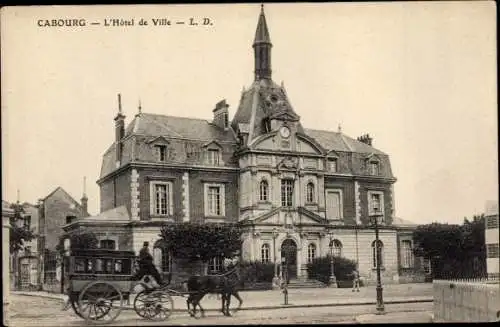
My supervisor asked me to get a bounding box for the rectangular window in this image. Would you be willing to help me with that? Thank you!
[100,239,116,250]
[207,149,220,165]
[150,181,173,216]
[368,191,385,223]
[24,216,31,230]
[204,183,225,217]
[328,158,337,172]
[369,162,379,175]
[208,186,221,215]
[487,243,500,258]
[155,145,167,162]
[326,190,342,219]
[281,179,294,207]
[486,216,499,229]
[208,257,223,273]
[401,240,414,268]
[421,257,431,274]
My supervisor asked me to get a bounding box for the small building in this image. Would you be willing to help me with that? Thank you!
[484,200,499,280]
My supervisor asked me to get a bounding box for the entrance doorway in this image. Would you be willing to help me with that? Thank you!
[281,239,297,281]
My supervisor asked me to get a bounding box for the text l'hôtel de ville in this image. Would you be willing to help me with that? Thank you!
[37,17,213,27]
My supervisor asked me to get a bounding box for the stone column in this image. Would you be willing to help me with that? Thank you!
[181,172,190,222]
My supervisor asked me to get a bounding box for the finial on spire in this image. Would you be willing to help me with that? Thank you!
[118,93,122,114]
[138,98,142,114]
[83,176,87,197]
[261,3,264,12]
[338,123,342,133]
[281,80,284,88]
[16,189,20,204]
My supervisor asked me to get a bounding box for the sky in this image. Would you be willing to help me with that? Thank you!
[1,2,497,224]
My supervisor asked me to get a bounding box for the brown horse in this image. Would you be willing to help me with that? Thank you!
[183,263,244,317]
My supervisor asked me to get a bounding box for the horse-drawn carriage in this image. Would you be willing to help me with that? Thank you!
[65,249,243,324]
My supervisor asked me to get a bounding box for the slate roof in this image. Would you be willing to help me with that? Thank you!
[125,113,237,143]
[305,128,387,155]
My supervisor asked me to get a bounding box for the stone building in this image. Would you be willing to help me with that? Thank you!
[65,7,425,285]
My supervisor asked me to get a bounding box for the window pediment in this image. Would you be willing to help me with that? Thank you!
[326,150,340,159]
[146,136,170,145]
[364,153,381,163]
[202,140,223,149]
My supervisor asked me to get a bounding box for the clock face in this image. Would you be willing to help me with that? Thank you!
[280,126,291,138]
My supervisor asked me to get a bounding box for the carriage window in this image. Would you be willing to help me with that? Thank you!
[95,259,104,273]
[105,260,114,273]
[115,260,123,273]
[86,259,94,273]
[75,258,86,272]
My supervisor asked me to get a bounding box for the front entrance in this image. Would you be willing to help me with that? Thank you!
[281,239,297,281]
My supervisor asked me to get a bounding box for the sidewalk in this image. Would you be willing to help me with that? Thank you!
[355,311,434,323]
[12,284,433,311]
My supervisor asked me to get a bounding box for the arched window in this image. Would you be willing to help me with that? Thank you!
[331,239,342,257]
[153,241,171,273]
[308,243,316,263]
[261,244,270,263]
[259,180,269,202]
[371,240,384,268]
[306,182,315,203]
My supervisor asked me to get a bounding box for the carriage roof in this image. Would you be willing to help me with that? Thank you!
[70,249,136,258]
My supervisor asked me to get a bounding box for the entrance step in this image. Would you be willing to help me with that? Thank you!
[287,279,326,289]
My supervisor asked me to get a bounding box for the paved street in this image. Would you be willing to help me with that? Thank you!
[8,293,433,326]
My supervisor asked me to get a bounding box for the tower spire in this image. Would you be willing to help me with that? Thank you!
[253,4,272,81]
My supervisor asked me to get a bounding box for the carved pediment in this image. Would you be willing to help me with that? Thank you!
[277,157,298,170]
[269,110,300,122]
[326,150,341,158]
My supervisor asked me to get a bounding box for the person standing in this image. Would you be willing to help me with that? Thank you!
[352,269,360,292]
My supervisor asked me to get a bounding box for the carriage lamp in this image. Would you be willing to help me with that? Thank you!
[369,208,385,315]
[327,230,337,288]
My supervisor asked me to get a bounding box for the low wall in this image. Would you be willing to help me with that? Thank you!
[433,279,500,322]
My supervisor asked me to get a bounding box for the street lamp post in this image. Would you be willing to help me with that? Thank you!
[328,231,337,287]
[272,228,280,289]
[281,256,289,305]
[369,208,385,314]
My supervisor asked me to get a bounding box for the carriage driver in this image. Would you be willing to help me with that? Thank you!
[132,241,166,287]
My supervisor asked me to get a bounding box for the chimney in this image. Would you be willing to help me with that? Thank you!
[114,94,126,166]
[81,176,89,216]
[213,99,229,130]
[357,133,373,146]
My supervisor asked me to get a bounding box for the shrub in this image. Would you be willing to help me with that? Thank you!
[240,260,275,283]
[307,255,357,285]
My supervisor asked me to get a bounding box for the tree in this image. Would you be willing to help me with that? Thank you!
[159,222,243,263]
[413,217,487,279]
[9,203,36,254]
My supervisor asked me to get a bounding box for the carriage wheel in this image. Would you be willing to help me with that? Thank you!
[148,291,174,321]
[77,281,124,325]
[134,290,173,321]
[133,290,155,319]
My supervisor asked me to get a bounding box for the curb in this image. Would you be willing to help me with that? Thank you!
[12,292,432,312]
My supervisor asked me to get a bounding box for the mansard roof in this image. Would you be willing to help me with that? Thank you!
[125,113,237,143]
[305,128,387,155]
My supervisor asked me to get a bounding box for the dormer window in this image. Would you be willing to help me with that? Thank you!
[207,149,220,165]
[369,161,379,176]
[328,158,337,172]
[155,145,167,162]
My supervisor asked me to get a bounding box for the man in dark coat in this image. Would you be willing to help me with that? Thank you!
[132,241,164,287]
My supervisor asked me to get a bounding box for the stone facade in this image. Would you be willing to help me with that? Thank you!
[67,7,426,285]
